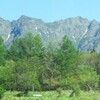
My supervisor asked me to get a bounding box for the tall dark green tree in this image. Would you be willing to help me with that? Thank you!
[8,33,44,60]
[39,42,60,90]
[56,36,80,96]
[57,36,78,74]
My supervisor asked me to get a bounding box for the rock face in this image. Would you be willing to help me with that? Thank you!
[0,18,11,40]
[0,15,100,52]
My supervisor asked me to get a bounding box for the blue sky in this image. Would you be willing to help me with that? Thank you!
[0,0,100,22]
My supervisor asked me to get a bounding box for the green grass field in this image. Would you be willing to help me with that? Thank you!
[2,90,100,100]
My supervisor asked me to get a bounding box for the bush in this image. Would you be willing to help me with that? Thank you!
[0,86,5,99]
[56,87,62,96]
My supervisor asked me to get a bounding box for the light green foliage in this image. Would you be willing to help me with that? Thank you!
[0,60,15,90]
[65,65,99,96]
[0,86,5,99]
[13,60,40,91]
[77,65,99,91]
[78,52,100,90]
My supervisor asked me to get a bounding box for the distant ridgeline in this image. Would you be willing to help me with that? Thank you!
[0,15,100,52]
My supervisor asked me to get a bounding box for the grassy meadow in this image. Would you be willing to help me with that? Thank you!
[2,90,100,100]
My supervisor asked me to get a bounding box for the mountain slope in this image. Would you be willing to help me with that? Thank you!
[0,15,100,52]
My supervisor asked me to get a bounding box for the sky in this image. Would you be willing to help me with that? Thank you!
[0,0,100,22]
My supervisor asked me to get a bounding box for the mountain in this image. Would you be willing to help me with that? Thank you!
[0,15,100,52]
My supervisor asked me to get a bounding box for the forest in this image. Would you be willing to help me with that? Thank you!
[0,33,100,99]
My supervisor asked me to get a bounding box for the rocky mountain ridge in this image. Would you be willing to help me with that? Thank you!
[0,15,100,52]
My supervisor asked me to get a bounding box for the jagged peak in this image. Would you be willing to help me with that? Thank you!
[17,15,32,21]
[18,15,44,23]
[0,17,10,22]
[91,19,99,24]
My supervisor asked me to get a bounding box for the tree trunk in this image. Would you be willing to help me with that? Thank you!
[69,90,75,97]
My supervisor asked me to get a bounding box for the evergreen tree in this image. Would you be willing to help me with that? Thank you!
[8,33,44,60]
[39,42,60,90]
[57,36,78,74]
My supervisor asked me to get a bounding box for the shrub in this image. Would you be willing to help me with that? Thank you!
[56,87,62,96]
[0,86,5,99]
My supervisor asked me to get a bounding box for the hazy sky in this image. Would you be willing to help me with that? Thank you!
[0,0,100,22]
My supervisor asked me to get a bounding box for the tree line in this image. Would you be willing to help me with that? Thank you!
[0,33,100,97]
